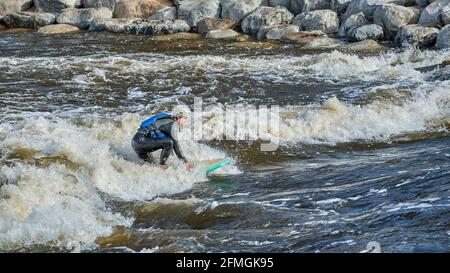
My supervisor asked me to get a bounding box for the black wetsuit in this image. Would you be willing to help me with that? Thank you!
[132,117,188,165]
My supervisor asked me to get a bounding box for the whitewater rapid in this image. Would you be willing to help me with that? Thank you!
[0,43,449,250]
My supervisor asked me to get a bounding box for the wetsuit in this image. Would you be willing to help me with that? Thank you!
[132,116,188,165]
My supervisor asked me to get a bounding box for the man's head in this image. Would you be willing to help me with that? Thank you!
[172,106,190,126]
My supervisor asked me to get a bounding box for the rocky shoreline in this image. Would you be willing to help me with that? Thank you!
[1,0,450,49]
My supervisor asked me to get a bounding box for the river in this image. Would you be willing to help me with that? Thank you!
[0,31,449,252]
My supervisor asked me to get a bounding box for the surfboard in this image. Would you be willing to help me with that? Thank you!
[205,158,232,175]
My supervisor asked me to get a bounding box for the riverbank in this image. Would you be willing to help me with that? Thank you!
[2,0,450,51]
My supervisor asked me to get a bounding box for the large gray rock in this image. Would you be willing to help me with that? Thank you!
[441,7,450,26]
[349,23,384,41]
[374,4,420,39]
[259,24,299,40]
[289,0,332,15]
[196,18,236,34]
[37,23,81,33]
[338,11,367,37]
[148,7,177,20]
[343,0,396,21]
[241,6,294,34]
[34,0,81,14]
[0,0,33,16]
[89,17,136,32]
[114,0,173,19]
[0,11,55,28]
[394,24,439,47]
[57,7,113,29]
[221,0,265,21]
[436,24,450,48]
[176,0,221,27]
[124,19,191,34]
[293,9,339,33]
[418,0,450,28]
[81,0,119,10]
[205,28,240,38]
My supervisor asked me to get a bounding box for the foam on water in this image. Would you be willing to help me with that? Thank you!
[197,82,450,144]
[0,113,238,247]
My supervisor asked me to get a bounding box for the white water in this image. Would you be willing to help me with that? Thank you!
[0,114,238,247]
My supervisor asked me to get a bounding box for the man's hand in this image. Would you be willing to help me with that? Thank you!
[184,162,194,171]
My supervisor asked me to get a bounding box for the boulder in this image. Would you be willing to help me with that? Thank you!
[37,23,80,33]
[89,18,136,32]
[331,0,352,14]
[394,24,439,47]
[205,28,240,38]
[279,29,326,44]
[57,7,113,29]
[148,7,177,20]
[441,8,450,26]
[81,0,119,10]
[343,0,396,21]
[113,0,173,19]
[221,0,265,21]
[34,0,81,14]
[196,18,237,34]
[436,24,450,48]
[349,23,384,41]
[241,6,294,34]
[338,11,367,37]
[259,24,299,40]
[418,0,450,27]
[373,4,420,39]
[0,11,55,28]
[124,19,191,34]
[289,0,332,15]
[293,9,339,33]
[0,0,33,16]
[176,0,221,27]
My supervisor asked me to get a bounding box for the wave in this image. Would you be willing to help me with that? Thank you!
[2,49,450,86]
[0,114,238,247]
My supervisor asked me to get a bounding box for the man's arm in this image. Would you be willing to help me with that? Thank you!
[159,122,188,163]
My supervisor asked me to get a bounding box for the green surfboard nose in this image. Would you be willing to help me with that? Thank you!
[206,158,232,175]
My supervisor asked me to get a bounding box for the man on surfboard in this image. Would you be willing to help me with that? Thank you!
[132,107,193,170]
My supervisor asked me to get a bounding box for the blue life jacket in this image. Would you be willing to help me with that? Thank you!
[140,113,171,139]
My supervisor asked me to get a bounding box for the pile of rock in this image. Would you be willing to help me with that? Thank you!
[0,0,450,48]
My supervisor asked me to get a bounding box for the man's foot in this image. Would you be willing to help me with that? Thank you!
[159,164,169,169]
